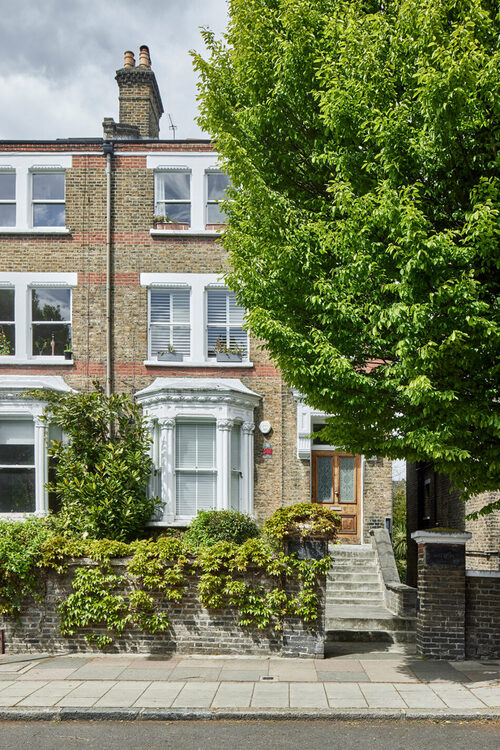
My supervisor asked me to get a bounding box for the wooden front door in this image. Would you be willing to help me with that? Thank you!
[311,452,361,543]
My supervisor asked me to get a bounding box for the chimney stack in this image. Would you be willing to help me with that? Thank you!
[103,45,164,140]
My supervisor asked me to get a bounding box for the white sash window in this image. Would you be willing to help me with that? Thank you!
[149,289,190,358]
[207,290,247,358]
[175,422,216,517]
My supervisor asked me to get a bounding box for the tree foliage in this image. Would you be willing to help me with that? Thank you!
[194,0,500,510]
[31,384,162,541]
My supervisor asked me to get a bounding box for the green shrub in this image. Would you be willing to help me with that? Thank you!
[0,517,55,616]
[183,509,260,548]
[263,502,340,542]
[29,383,162,542]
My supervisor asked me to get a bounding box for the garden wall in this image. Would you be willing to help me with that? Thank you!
[465,572,500,660]
[0,559,325,659]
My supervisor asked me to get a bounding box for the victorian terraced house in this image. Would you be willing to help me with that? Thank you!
[0,46,393,541]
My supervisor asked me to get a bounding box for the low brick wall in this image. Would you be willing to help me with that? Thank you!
[0,560,325,659]
[465,572,500,660]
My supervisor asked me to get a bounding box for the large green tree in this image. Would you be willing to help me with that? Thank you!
[193,0,500,511]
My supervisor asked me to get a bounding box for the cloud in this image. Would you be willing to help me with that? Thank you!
[0,0,229,140]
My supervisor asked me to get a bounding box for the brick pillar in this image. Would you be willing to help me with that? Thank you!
[412,530,471,660]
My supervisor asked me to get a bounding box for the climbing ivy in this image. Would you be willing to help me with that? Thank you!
[0,504,338,645]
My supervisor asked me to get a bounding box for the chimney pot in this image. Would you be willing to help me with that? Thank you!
[139,45,151,68]
[124,50,135,67]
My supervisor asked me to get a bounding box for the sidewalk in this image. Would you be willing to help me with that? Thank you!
[0,648,499,721]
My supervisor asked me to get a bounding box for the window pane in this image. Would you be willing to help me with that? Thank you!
[0,444,35,465]
[0,204,16,226]
[196,423,216,468]
[32,288,71,321]
[317,456,332,503]
[228,327,247,355]
[231,473,240,511]
[197,473,216,511]
[207,327,226,354]
[0,469,36,513]
[157,172,190,200]
[0,324,15,355]
[0,419,34,444]
[207,291,227,323]
[159,203,190,224]
[32,172,65,200]
[32,323,71,356]
[176,473,196,516]
[231,425,241,471]
[228,294,245,326]
[339,457,356,503]
[176,423,197,469]
[33,203,65,227]
[0,289,14,321]
[207,173,230,201]
[171,326,190,355]
[151,290,171,323]
[0,173,15,200]
[207,202,227,223]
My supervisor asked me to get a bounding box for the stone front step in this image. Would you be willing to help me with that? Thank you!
[326,629,417,644]
[326,581,383,592]
[326,596,383,606]
[326,572,380,586]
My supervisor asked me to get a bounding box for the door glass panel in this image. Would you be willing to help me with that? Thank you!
[317,456,332,503]
[339,456,355,503]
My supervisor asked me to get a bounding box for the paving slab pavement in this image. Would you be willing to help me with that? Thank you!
[0,651,498,718]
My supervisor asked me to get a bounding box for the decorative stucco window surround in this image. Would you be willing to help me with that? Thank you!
[141,273,252,368]
[0,375,73,517]
[135,378,261,525]
[0,154,72,234]
[294,391,336,460]
[0,272,77,365]
[147,152,227,235]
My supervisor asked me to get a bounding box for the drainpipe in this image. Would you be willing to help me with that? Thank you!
[102,141,114,397]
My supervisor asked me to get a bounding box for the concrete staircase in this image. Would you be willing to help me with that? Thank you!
[325,544,416,648]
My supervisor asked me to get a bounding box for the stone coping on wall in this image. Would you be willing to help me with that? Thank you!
[466,569,500,578]
[411,530,472,545]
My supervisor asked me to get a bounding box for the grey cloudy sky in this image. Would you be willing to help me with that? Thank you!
[0,0,228,140]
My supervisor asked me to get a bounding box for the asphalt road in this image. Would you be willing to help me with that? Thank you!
[0,720,499,750]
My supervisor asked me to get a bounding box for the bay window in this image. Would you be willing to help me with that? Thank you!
[0,375,72,517]
[135,377,260,525]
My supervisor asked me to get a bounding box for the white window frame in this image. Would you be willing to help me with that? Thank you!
[148,153,226,235]
[141,273,251,368]
[0,273,77,365]
[31,168,66,229]
[135,377,260,525]
[154,167,191,226]
[0,375,73,518]
[0,154,71,234]
[147,285,191,360]
[205,168,230,226]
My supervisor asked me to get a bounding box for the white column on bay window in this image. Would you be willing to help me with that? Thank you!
[217,418,234,510]
[159,417,175,523]
[33,415,47,514]
[241,421,255,515]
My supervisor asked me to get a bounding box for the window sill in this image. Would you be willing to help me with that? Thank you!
[0,357,74,366]
[0,227,71,235]
[150,229,222,237]
[143,359,253,368]
[147,520,192,528]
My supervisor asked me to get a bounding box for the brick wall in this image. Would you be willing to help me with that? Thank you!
[0,560,325,659]
[465,573,500,659]
[363,457,392,540]
[415,540,467,660]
